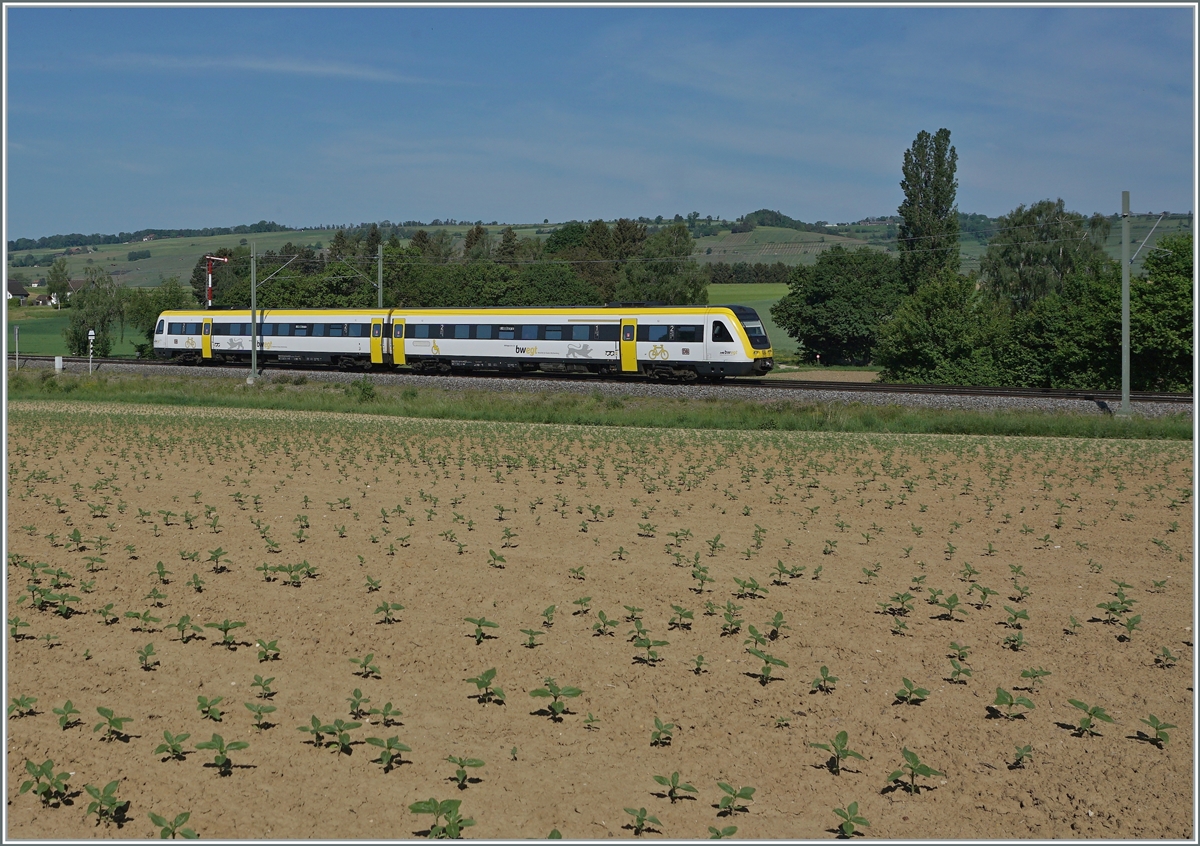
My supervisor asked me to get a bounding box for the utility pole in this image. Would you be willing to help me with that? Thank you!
[248,244,257,385]
[378,244,384,308]
[1117,191,1131,417]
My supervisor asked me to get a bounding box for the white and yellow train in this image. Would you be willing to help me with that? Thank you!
[153,304,774,380]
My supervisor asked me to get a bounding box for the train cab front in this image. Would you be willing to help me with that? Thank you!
[729,305,774,374]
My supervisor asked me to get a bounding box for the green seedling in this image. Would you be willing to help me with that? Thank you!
[1011,744,1033,770]
[188,573,205,592]
[1155,646,1178,668]
[297,715,333,746]
[653,771,697,803]
[520,628,544,648]
[1066,615,1082,635]
[465,667,506,704]
[668,605,694,630]
[245,701,277,730]
[378,702,403,726]
[52,699,81,730]
[465,616,499,644]
[717,782,756,815]
[886,747,943,794]
[351,653,381,678]
[9,615,30,640]
[583,712,600,730]
[1003,631,1026,651]
[624,806,662,835]
[154,730,191,761]
[746,648,787,685]
[529,677,582,720]
[634,635,669,665]
[194,733,248,776]
[948,658,972,684]
[765,611,790,639]
[488,549,506,568]
[408,797,475,839]
[540,605,556,627]
[990,688,1034,720]
[83,779,126,826]
[693,654,710,674]
[926,587,944,605]
[376,601,405,624]
[935,593,968,620]
[147,811,197,840]
[612,546,628,560]
[447,755,485,788]
[196,695,223,722]
[743,625,767,648]
[93,706,131,741]
[255,638,280,662]
[204,618,246,649]
[1003,605,1030,629]
[970,584,998,609]
[1120,614,1142,641]
[592,611,619,636]
[709,825,738,839]
[1068,699,1115,737]
[894,677,929,705]
[572,596,592,614]
[19,758,71,807]
[326,719,361,756]
[250,672,276,700]
[568,565,585,579]
[879,592,915,617]
[168,615,202,643]
[1019,667,1051,688]
[1137,714,1176,748]
[152,561,172,584]
[650,716,674,746]
[125,608,161,632]
[734,576,768,598]
[137,642,158,670]
[366,736,411,772]
[810,730,866,775]
[833,801,870,837]
[812,665,838,694]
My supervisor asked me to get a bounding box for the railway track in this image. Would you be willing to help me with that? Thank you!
[11,354,1192,406]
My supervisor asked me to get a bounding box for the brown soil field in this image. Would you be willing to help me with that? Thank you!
[5,401,1194,840]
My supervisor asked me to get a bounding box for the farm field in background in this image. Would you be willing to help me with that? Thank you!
[6,402,1192,840]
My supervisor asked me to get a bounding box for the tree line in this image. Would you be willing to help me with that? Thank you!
[770,129,1192,392]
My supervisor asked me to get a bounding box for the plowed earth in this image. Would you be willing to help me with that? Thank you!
[4,402,1194,840]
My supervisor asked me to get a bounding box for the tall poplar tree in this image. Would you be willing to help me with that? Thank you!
[897,128,960,292]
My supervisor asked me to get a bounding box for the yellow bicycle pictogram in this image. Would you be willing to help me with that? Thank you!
[649,344,669,361]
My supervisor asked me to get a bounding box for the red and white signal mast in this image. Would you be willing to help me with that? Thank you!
[203,255,229,308]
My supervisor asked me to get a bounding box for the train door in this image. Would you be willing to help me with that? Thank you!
[620,318,637,372]
[391,319,406,366]
[370,318,384,365]
[201,318,213,360]
[707,316,738,376]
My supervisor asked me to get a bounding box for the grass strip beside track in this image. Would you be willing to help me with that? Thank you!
[5,369,1191,440]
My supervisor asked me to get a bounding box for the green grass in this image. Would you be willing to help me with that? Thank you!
[7,369,1190,440]
[6,308,145,357]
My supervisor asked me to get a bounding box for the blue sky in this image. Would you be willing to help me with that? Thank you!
[4,5,1195,239]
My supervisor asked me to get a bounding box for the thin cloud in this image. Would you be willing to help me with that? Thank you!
[91,52,426,85]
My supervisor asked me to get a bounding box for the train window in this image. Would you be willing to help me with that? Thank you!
[544,326,563,340]
[572,325,589,341]
[371,324,381,338]
[349,324,366,337]
[476,325,492,339]
[258,323,274,337]
[327,324,343,337]
[295,325,309,337]
[184,323,200,335]
[712,320,734,342]
[313,324,326,337]
[412,324,429,338]
[454,324,470,339]
[638,325,669,342]
[675,325,703,343]
[622,325,635,342]
[437,324,447,338]
[203,323,211,336]
[393,324,404,339]
[499,326,515,340]
[521,325,538,340]
[168,322,182,335]
[155,320,165,335]
[598,325,620,342]
[277,324,294,337]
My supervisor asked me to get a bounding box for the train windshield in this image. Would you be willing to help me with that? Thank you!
[739,319,771,349]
